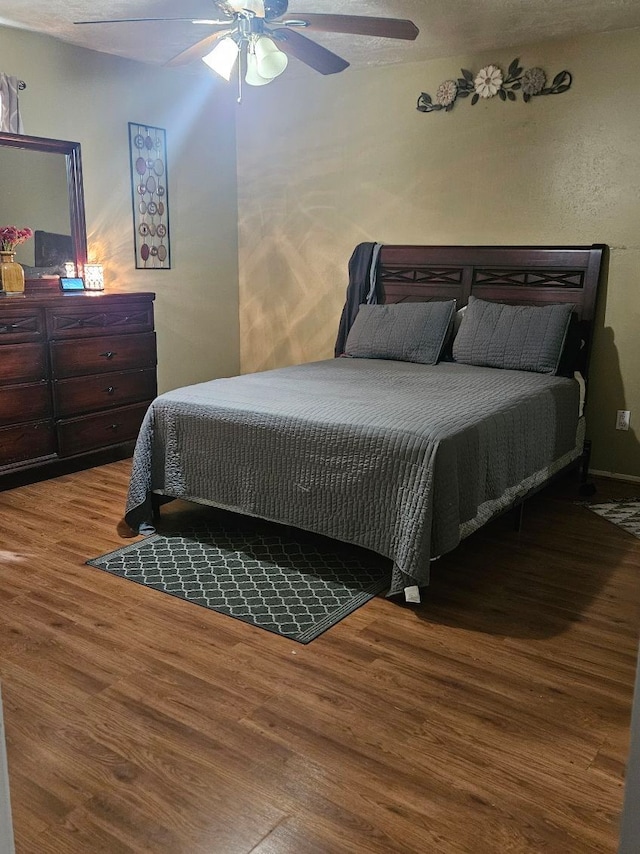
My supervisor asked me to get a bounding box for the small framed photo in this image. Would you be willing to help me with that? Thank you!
[60,277,85,292]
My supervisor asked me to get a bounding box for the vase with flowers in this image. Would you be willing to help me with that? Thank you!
[0,226,33,295]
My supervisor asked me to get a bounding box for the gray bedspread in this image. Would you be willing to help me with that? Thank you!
[125,359,580,595]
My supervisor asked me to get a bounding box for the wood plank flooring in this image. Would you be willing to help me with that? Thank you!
[0,461,638,853]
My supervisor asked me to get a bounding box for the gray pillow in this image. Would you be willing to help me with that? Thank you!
[344,300,456,364]
[452,296,574,374]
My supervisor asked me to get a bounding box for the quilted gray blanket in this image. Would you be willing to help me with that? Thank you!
[125,359,580,595]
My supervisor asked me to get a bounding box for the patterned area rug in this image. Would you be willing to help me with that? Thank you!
[87,517,389,644]
[584,498,640,539]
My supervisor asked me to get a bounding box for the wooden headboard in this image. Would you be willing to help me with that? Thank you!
[376,243,608,375]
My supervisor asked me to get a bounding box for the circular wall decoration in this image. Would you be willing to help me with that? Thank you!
[128,122,171,269]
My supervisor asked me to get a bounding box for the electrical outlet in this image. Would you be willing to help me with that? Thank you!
[616,410,631,431]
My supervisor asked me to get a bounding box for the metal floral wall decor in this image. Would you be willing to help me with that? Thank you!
[417,58,571,114]
[128,122,171,269]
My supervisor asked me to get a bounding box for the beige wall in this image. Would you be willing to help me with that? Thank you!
[236,27,640,479]
[0,25,240,393]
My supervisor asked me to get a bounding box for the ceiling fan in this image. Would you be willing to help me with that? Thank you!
[75,1,419,92]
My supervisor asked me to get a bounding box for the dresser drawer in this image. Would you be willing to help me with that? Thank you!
[0,308,45,344]
[0,381,51,427]
[53,368,157,418]
[0,420,55,467]
[47,301,154,340]
[57,402,150,457]
[0,343,48,385]
[50,332,156,379]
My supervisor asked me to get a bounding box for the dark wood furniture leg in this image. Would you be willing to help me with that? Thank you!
[513,501,524,533]
[151,493,176,524]
[151,492,163,523]
[579,439,597,496]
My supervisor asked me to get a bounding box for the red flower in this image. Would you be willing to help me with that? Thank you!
[0,226,34,251]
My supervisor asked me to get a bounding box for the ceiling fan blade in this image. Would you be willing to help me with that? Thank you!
[282,14,419,40]
[270,28,349,75]
[165,30,235,67]
[74,18,230,25]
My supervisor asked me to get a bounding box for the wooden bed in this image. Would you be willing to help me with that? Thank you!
[126,243,608,598]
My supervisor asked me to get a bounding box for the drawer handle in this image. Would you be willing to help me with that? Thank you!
[104,386,116,395]
[0,323,18,333]
[107,423,120,431]
[99,351,117,360]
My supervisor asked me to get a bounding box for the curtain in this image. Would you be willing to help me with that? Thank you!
[0,73,24,133]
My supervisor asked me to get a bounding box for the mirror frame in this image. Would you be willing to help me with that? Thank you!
[0,131,87,273]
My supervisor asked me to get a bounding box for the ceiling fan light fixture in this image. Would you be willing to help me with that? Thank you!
[202,36,239,80]
[253,35,288,79]
[76,7,420,90]
[245,52,272,86]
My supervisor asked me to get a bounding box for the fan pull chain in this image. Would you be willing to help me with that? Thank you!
[237,42,243,104]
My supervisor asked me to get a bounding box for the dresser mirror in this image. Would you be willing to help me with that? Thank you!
[0,132,87,279]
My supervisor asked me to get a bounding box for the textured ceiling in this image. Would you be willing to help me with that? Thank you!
[2,0,640,72]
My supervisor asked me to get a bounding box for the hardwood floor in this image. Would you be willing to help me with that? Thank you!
[0,461,638,853]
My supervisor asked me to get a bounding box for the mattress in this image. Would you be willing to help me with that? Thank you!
[125,359,581,595]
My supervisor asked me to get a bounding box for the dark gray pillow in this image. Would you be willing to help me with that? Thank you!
[344,300,456,364]
[452,296,574,374]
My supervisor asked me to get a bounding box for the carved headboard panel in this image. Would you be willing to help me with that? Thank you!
[376,244,607,376]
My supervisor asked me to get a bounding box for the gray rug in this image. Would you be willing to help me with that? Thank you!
[87,516,389,643]
[584,498,640,539]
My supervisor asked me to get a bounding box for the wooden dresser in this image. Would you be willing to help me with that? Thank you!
[0,291,156,477]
